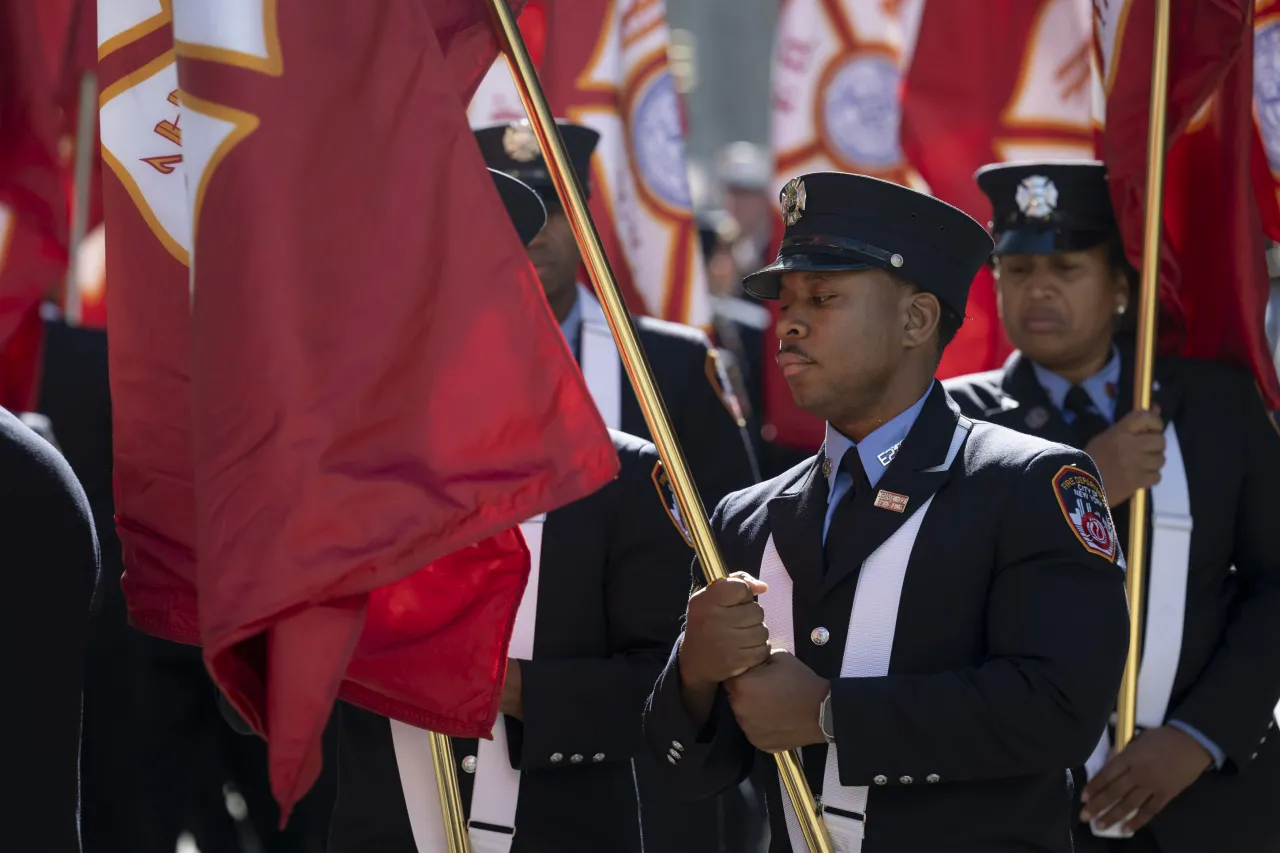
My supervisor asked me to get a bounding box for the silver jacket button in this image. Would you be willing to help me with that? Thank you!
[810,627,830,646]
[873,775,888,785]
[926,774,940,784]
[671,740,684,751]
[667,754,678,765]
[593,753,605,763]
[899,775,913,784]
[668,748,681,762]
[550,752,563,764]
[461,755,477,774]
[570,753,584,764]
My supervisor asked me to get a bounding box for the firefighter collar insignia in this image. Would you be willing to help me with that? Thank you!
[503,123,541,163]
[1025,406,1050,430]
[1052,465,1117,562]
[876,442,902,468]
[1015,175,1058,220]
[780,177,807,226]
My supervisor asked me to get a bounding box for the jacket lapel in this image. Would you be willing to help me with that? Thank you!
[821,384,967,594]
[766,458,827,607]
[980,352,1077,446]
[1113,338,1183,425]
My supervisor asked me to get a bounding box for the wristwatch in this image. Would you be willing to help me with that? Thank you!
[818,691,836,744]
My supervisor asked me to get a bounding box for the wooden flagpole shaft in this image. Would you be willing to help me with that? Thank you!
[1114,0,1172,753]
[484,2,832,850]
[430,731,472,852]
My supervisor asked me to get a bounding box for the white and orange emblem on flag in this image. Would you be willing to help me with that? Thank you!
[771,0,926,191]
[468,0,708,327]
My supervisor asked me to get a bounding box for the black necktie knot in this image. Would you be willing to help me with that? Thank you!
[1064,386,1109,446]
[839,448,873,498]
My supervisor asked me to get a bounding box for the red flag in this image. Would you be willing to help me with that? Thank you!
[0,4,69,403]
[760,0,1098,453]
[468,0,709,326]
[1096,0,1280,407]
[102,0,619,816]
[902,0,1096,380]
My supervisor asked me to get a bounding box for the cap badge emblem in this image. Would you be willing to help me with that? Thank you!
[780,177,807,226]
[1015,175,1058,220]
[502,124,541,163]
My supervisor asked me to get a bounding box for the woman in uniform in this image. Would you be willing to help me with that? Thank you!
[945,160,1280,853]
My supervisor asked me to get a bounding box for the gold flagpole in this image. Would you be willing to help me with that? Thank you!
[1114,0,1171,752]
[484,2,832,850]
[430,731,472,852]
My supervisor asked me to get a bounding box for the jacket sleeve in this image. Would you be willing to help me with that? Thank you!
[0,422,100,853]
[512,443,692,770]
[676,341,759,509]
[1168,386,1280,770]
[829,448,1130,788]
[642,631,755,801]
[641,495,756,802]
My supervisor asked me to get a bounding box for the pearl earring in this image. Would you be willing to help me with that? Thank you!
[1116,304,1127,316]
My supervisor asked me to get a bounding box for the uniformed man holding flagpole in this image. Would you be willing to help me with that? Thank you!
[644,171,1132,852]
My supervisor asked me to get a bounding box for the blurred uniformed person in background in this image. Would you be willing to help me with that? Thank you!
[474,120,759,504]
[475,119,760,852]
[946,161,1280,853]
[644,171,1131,852]
[327,171,694,852]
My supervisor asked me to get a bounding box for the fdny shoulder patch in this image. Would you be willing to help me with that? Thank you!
[1052,465,1118,562]
[652,461,694,547]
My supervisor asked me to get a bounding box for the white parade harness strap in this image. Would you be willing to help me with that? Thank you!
[577,284,622,431]
[391,516,545,853]
[760,420,969,853]
[1085,423,1192,781]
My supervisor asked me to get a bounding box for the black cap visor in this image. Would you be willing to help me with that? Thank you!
[743,234,902,299]
[491,169,547,246]
[993,226,1110,256]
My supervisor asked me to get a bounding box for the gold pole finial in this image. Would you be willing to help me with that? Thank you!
[482,1,833,849]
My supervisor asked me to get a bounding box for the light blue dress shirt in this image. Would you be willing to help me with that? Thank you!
[1031,347,1121,424]
[1031,351,1224,769]
[559,289,584,361]
[820,381,934,543]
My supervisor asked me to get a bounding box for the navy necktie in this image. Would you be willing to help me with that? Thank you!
[1064,386,1110,447]
[823,449,872,571]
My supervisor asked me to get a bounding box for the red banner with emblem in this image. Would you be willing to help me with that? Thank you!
[762,0,1098,451]
[100,0,620,813]
[1096,0,1280,408]
[468,0,708,327]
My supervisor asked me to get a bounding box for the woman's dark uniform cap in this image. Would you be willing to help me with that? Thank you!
[475,119,601,204]
[490,168,546,246]
[975,160,1117,255]
[743,171,994,316]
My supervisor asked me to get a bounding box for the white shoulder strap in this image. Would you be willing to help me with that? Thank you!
[577,284,622,430]
[759,419,967,852]
[1086,423,1193,781]
[392,518,546,852]
[1136,422,1192,727]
